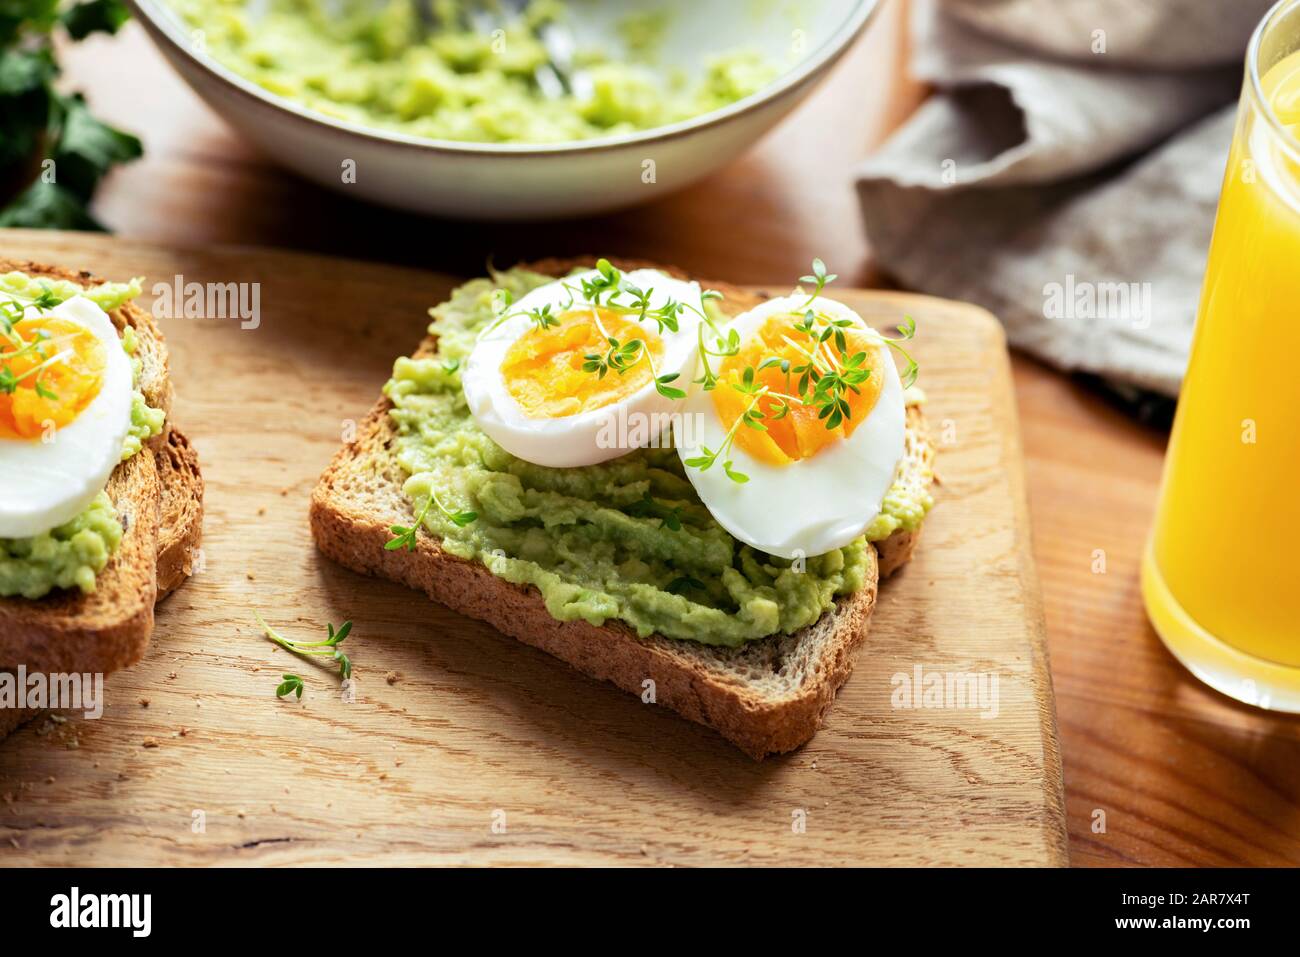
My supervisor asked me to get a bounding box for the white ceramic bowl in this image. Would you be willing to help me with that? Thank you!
[128,0,880,220]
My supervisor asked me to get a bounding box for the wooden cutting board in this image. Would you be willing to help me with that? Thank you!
[0,229,1066,866]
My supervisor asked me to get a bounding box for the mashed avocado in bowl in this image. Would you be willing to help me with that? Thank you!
[164,0,779,144]
[133,0,880,217]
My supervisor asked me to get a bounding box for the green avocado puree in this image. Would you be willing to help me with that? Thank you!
[0,273,165,599]
[163,0,779,144]
[0,493,123,599]
[384,270,933,647]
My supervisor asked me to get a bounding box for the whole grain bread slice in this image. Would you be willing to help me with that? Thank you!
[0,447,160,676]
[310,258,934,758]
[1,261,204,739]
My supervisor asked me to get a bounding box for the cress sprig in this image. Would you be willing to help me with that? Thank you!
[386,488,478,552]
[799,258,837,307]
[255,613,354,693]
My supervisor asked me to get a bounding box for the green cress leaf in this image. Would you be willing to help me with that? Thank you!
[276,674,305,700]
[256,613,356,688]
[722,461,749,484]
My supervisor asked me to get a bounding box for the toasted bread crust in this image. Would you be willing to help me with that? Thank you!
[155,428,205,599]
[310,257,933,758]
[0,704,40,738]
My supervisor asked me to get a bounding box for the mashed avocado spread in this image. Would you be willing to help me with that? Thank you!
[0,493,123,599]
[164,0,779,144]
[0,273,165,600]
[385,270,933,647]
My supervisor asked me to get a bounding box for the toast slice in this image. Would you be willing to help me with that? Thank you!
[311,258,934,758]
[0,447,160,676]
[0,260,204,738]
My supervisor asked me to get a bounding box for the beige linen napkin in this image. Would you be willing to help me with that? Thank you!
[857,0,1276,398]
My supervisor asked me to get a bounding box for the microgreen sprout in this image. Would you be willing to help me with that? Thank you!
[387,488,477,552]
[0,299,67,401]
[581,336,641,379]
[579,301,689,401]
[527,303,559,331]
[255,613,354,685]
[881,315,920,388]
[276,674,305,700]
[30,287,64,311]
[799,257,838,307]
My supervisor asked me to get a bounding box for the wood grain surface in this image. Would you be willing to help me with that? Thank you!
[0,230,1065,866]
[28,0,1300,867]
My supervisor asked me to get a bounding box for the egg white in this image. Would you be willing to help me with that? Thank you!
[674,295,907,560]
[463,269,706,468]
[0,297,135,539]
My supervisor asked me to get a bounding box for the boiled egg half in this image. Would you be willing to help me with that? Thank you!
[0,296,134,539]
[675,295,906,559]
[463,268,706,467]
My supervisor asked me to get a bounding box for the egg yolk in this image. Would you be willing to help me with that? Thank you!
[713,314,886,466]
[502,308,664,418]
[0,316,107,440]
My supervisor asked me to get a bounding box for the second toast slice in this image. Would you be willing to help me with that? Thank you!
[312,260,935,757]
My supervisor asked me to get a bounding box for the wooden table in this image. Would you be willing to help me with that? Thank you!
[45,3,1300,866]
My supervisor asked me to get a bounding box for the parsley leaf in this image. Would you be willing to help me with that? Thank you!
[0,1,140,229]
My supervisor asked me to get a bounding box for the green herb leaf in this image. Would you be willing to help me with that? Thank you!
[0,180,103,230]
[60,0,129,40]
[722,460,749,484]
[48,92,143,203]
[276,674,305,700]
[29,286,62,310]
[0,9,141,230]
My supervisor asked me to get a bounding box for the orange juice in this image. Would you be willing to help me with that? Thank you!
[1143,7,1300,709]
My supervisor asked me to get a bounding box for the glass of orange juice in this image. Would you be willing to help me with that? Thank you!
[1143,0,1300,709]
